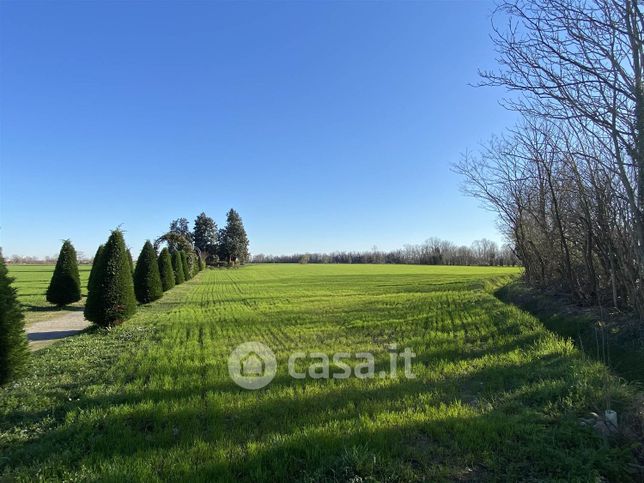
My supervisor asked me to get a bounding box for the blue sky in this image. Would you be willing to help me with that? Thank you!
[0,0,514,258]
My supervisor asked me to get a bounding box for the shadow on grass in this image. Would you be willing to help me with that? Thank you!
[22,304,85,313]
[495,281,644,384]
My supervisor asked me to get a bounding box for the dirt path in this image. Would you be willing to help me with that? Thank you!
[26,311,92,351]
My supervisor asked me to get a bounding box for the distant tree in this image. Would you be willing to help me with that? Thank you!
[198,255,205,271]
[157,248,175,291]
[180,251,190,280]
[193,212,218,256]
[219,209,250,264]
[133,241,163,304]
[172,251,185,284]
[84,229,137,327]
[0,254,28,385]
[169,218,192,248]
[46,240,81,306]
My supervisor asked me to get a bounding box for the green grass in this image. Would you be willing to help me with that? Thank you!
[7,264,91,324]
[0,264,639,481]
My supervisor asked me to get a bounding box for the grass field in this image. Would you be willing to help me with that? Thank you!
[7,264,92,324]
[0,264,639,481]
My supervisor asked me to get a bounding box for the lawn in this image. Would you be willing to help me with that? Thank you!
[0,264,639,481]
[7,264,92,324]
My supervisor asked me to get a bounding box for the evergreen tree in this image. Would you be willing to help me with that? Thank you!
[180,251,191,280]
[198,255,205,271]
[84,230,137,327]
[158,248,175,291]
[46,240,82,306]
[0,254,28,385]
[193,212,218,256]
[127,249,134,274]
[133,241,163,303]
[85,245,104,318]
[172,251,185,284]
[219,209,250,264]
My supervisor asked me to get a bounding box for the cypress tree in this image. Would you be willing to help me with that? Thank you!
[158,248,175,292]
[46,240,81,306]
[133,241,163,304]
[85,245,104,319]
[84,229,137,327]
[127,249,134,274]
[172,251,185,284]
[180,251,190,280]
[0,254,28,385]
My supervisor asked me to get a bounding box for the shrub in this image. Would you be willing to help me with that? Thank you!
[127,249,134,274]
[180,251,190,280]
[0,254,28,385]
[172,251,185,284]
[46,240,81,306]
[158,248,175,292]
[84,230,137,327]
[133,241,163,304]
[87,245,104,291]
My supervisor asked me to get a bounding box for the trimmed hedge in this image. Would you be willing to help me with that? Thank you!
[84,230,137,327]
[0,255,28,385]
[46,240,81,306]
[158,248,175,292]
[133,241,163,304]
[172,251,185,285]
[180,251,190,280]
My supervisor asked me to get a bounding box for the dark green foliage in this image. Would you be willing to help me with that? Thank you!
[158,248,175,292]
[180,251,191,280]
[193,212,218,256]
[218,209,250,264]
[0,255,28,385]
[85,245,105,319]
[46,240,81,306]
[198,256,205,271]
[127,249,134,274]
[172,251,185,284]
[84,230,137,327]
[133,241,163,304]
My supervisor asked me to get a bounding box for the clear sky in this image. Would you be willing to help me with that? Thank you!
[0,0,515,258]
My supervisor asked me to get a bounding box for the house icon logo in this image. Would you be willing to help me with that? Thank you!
[228,341,277,390]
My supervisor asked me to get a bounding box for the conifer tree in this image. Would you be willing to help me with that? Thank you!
[219,209,250,264]
[133,241,163,303]
[85,245,104,318]
[46,240,81,306]
[180,251,191,280]
[127,249,134,274]
[172,251,185,284]
[158,248,175,291]
[0,254,28,385]
[84,230,137,327]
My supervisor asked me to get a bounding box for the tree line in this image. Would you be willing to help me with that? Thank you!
[253,238,518,266]
[455,0,644,324]
[0,208,250,385]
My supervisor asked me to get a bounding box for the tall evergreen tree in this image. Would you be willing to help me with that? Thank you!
[0,254,28,385]
[85,245,104,317]
[158,248,175,291]
[219,209,250,264]
[172,251,185,284]
[193,212,218,256]
[127,249,134,274]
[180,251,191,280]
[46,240,82,306]
[84,230,137,327]
[133,241,163,303]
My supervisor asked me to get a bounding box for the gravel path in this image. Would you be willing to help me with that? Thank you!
[26,311,91,351]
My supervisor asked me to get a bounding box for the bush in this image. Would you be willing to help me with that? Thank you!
[87,245,104,291]
[158,248,175,292]
[180,251,190,280]
[133,241,163,304]
[84,230,137,327]
[172,251,185,284]
[127,249,134,274]
[0,255,28,385]
[198,256,205,271]
[46,240,81,306]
